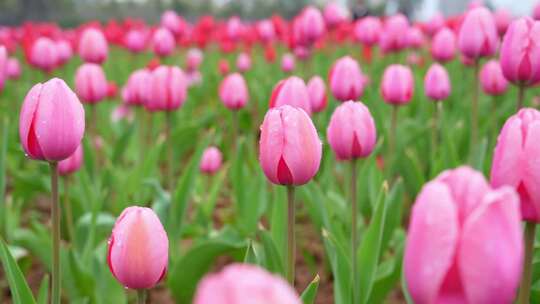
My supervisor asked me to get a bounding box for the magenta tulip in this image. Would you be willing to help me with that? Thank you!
[534,3,540,21]
[152,28,175,58]
[0,46,6,90]
[19,78,85,161]
[31,37,58,73]
[323,2,349,28]
[431,27,456,63]
[145,65,187,112]
[307,76,327,113]
[124,29,146,53]
[200,146,223,175]
[107,206,168,290]
[78,28,108,64]
[281,53,295,73]
[6,57,21,80]
[194,264,301,304]
[354,17,382,46]
[161,10,185,35]
[56,40,73,66]
[58,144,83,176]
[75,63,108,104]
[379,14,410,53]
[480,60,509,96]
[494,9,512,36]
[458,7,498,59]
[297,6,325,46]
[219,73,249,110]
[405,166,523,304]
[327,101,376,160]
[269,76,311,115]
[381,64,414,105]
[425,12,446,37]
[329,56,364,102]
[257,20,275,43]
[424,63,451,101]
[122,69,150,106]
[226,17,244,42]
[407,27,425,49]
[259,105,321,186]
[236,52,251,73]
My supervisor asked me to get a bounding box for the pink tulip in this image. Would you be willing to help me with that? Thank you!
[323,2,349,28]
[494,9,512,36]
[219,60,230,76]
[307,76,327,113]
[379,14,410,53]
[78,28,108,64]
[297,6,325,46]
[107,206,168,289]
[219,73,248,110]
[458,7,498,60]
[58,144,83,176]
[31,37,58,73]
[186,48,203,72]
[200,146,222,175]
[122,69,150,106]
[226,17,244,42]
[381,64,414,105]
[236,52,251,73]
[56,40,73,66]
[354,17,382,46]
[0,46,6,90]
[425,12,446,37]
[407,52,424,66]
[407,27,425,49]
[500,17,540,86]
[461,54,476,67]
[257,20,275,43]
[145,65,187,112]
[327,101,376,160]
[293,46,310,61]
[124,29,146,53]
[161,10,185,36]
[111,104,134,123]
[424,63,451,101]
[329,56,364,102]
[534,3,540,21]
[431,28,456,63]
[152,28,175,58]
[480,60,509,96]
[259,105,321,186]
[281,53,295,73]
[19,78,85,161]
[75,63,108,104]
[6,57,20,80]
[405,166,523,304]
[491,108,540,221]
[194,264,301,304]
[269,77,311,115]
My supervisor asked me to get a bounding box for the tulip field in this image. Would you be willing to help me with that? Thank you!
[1,2,540,304]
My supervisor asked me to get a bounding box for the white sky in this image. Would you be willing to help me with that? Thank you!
[416,0,538,20]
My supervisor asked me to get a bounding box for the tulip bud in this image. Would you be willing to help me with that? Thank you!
[324,2,349,29]
[431,28,456,63]
[236,52,251,73]
[6,57,21,80]
[281,53,295,73]
[58,144,83,176]
[124,29,146,53]
[297,6,325,46]
[424,63,451,101]
[307,76,327,113]
[379,14,410,53]
[425,12,446,37]
[480,60,509,96]
[327,101,376,160]
[111,104,134,123]
[500,17,540,86]
[0,46,6,90]
[123,69,150,106]
[200,146,222,175]
[56,40,73,66]
[381,64,414,105]
[219,59,230,76]
[491,108,540,221]
[152,28,175,58]
[354,17,382,46]
[145,65,187,112]
[186,48,203,72]
[405,166,523,304]
[19,78,85,161]
[161,10,185,36]
[78,28,108,64]
[75,63,108,104]
[269,76,311,114]
[407,27,425,49]
[31,37,58,73]
[494,9,512,36]
[257,20,275,43]
[107,206,169,289]
[458,7,498,59]
[194,264,301,304]
[534,3,540,21]
[219,73,248,110]
[329,56,364,102]
[259,105,321,186]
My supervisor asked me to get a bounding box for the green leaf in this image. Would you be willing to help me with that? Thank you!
[243,240,258,264]
[0,239,36,304]
[112,124,135,163]
[470,137,488,172]
[0,117,8,236]
[259,230,285,276]
[322,229,351,304]
[37,275,50,304]
[300,274,320,304]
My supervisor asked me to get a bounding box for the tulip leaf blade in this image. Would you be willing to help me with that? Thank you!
[0,117,7,237]
[36,275,49,304]
[0,238,37,304]
[301,274,320,304]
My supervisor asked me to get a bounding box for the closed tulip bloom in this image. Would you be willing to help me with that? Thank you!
[111,104,134,123]
[58,144,83,176]
[298,6,325,46]
[480,60,509,96]
[458,7,498,59]
[259,105,321,186]
[78,28,108,64]
[236,52,251,73]
[152,28,175,57]
[194,264,301,304]
[200,146,222,175]
[405,166,523,304]
[424,63,451,101]
[431,28,456,63]
[124,29,146,53]
[218,59,230,76]
[425,12,446,37]
[491,108,540,221]
[407,27,425,49]
[75,63,108,104]
[257,20,275,43]
[354,17,382,46]
[500,17,540,86]
[324,2,349,28]
[161,10,184,35]
[107,206,168,290]
[19,78,85,161]
[219,73,248,110]
[379,14,410,53]
[327,101,376,160]
[226,17,244,42]
[123,69,150,106]
[329,56,364,102]
[186,48,203,72]
[145,65,187,112]
[307,76,327,113]
[269,77,311,115]
[381,64,414,105]
[31,37,58,73]
[534,3,540,21]
[281,53,295,73]
[0,46,6,89]
[494,9,512,36]
[6,57,20,80]
[56,40,73,65]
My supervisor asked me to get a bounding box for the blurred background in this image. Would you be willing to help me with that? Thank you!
[0,0,538,26]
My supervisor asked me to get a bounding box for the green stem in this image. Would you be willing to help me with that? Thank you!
[286,185,296,285]
[50,162,61,304]
[166,112,173,192]
[472,61,479,145]
[63,177,74,243]
[350,160,358,304]
[518,222,536,304]
[517,85,526,111]
[387,105,398,178]
[137,289,147,304]
[232,110,238,152]
[431,102,442,166]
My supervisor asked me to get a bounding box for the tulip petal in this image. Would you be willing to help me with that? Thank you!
[259,108,285,184]
[490,116,523,189]
[522,119,540,220]
[19,83,45,160]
